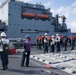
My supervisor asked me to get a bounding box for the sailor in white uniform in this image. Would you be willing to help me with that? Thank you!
[55,33,60,52]
[0,32,9,70]
[50,35,55,52]
[44,33,49,53]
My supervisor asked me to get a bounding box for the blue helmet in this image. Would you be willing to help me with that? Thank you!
[64,34,67,37]
[25,34,30,39]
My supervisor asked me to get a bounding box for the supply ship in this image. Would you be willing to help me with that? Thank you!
[0,0,71,44]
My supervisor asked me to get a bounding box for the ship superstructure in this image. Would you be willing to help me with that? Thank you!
[0,0,71,43]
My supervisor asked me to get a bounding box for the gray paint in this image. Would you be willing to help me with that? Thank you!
[0,0,71,44]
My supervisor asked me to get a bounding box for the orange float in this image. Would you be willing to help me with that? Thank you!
[21,13,36,18]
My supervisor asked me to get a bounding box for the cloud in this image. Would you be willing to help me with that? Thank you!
[51,1,76,16]
[71,2,76,7]
[70,21,76,32]
[51,6,70,18]
[44,2,51,8]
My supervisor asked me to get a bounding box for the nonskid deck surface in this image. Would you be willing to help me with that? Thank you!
[30,50,76,75]
[0,46,75,75]
[0,52,71,75]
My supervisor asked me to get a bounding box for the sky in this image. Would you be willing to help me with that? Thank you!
[0,0,76,32]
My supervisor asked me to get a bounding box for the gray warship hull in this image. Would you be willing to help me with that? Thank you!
[0,0,71,44]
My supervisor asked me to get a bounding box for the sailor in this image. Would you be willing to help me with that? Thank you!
[41,35,45,48]
[0,32,9,70]
[38,36,42,49]
[60,36,64,47]
[44,33,49,53]
[63,34,68,51]
[36,35,42,49]
[48,36,51,46]
[71,36,75,50]
[21,34,31,67]
[36,35,40,49]
[55,33,60,52]
[50,35,55,53]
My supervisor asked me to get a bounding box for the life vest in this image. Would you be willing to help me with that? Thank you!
[1,39,9,51]
[38,37,42,43]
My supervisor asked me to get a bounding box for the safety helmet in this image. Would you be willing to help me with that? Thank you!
[0,32,6,37]
[25,34,30,39]
[52,35,54,38]
[44,33,48,36]
[56,33,59,36]
[64,34,67,37]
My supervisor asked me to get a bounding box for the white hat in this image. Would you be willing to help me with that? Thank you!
[56,33,59,36]
[0,32,6,37]
[52,35,54,37]
[44,33,48,36]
